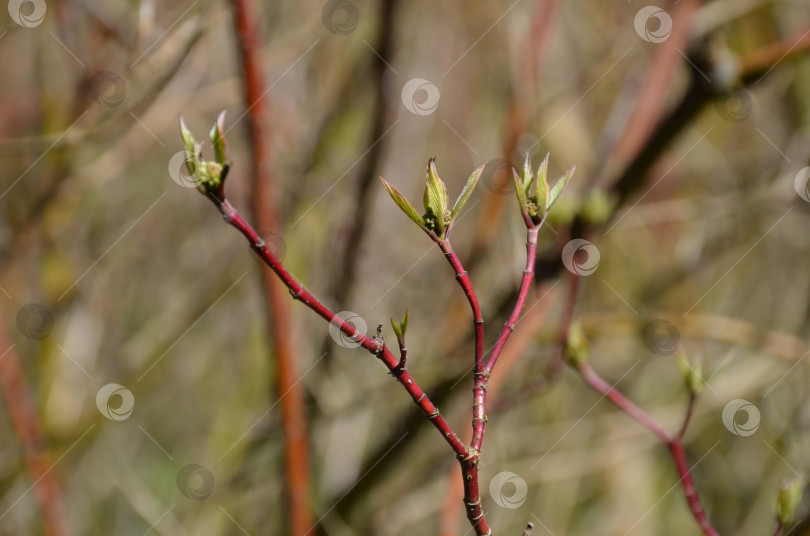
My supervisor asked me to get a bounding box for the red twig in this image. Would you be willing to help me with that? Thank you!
[435,221,540,533]
[772,521,786,536]
[212,196,468,460]
[575,361,719,535]
[228,0,312,533]
[0,320,68,536]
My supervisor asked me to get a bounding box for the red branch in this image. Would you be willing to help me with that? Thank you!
[212,196,469,461]
[0,320,68,536]
[433,222,540,534]
[229,0,313,532]
[575,361,719,536]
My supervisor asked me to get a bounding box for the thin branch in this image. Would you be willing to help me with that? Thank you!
[211,196,469,459]
[0,320,68,536]
[228,0,312,532]
[573,361,719,536]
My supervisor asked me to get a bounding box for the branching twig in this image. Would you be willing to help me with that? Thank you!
[571,356,718,536]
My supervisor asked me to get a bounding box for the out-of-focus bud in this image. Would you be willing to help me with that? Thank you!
[776,476,804,525]
[565,322,590,367]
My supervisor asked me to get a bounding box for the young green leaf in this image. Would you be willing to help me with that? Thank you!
[390,308,409,345]
[391,317,402,341]
[179,117,196,154]
[451,162,486,220]
[513,167,528,211]
[380,177,426,229]
[399,308,409,338]
[209,110,228,165]
[537,153,549,202]
[423,158,448,234]
[548,164,576,210]
[522,152,533,192]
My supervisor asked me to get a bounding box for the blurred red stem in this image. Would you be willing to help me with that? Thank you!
[0,321,68,536]
[228,0,312,533]
[575,361,718,535]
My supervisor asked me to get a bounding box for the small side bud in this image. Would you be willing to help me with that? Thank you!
[676,351,705,396]
[776,476,804,525]
[179,116,196,154]
[565,322,589,367]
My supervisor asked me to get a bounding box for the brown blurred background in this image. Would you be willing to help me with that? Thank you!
[1,0,810,534]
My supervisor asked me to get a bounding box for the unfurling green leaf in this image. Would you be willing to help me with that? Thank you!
[676,351,704,396]
[565,322,590,367]
[513,168,528,211]
[391,308,409,346]
[400,308,409,337]
[776,476,804,525]
[209,110,228,165]
[179,117,196,154]
[451,163,485,220]
[380,178,425,229]
[522,152,533,192]
[423,158,449,236]
[535,153,550,220]
[548,164,576,210]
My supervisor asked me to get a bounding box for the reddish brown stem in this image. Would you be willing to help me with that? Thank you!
[212,196,469,459]
[436,225,539,534]
[772,521,786,536]
[229,0,313,533]
[575,361,719,536]
[0,321,68,536]
[484,227,539,377]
